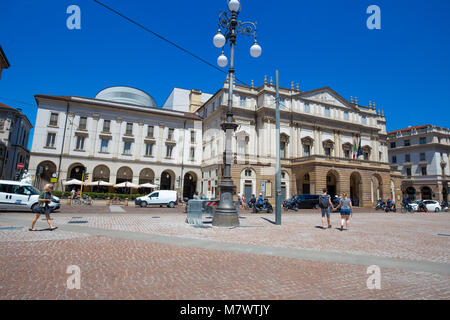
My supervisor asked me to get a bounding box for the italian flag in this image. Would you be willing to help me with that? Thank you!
[353,140,357,159]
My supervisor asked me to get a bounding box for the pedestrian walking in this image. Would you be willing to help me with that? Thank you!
[241,194,246,209]
[318,188,334,229]
[29,184,57,232]
[193,191,200,200]
[335,192,352,231]
[237,194,242,208]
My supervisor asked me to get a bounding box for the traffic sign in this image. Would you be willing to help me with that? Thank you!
[17,163,24,169]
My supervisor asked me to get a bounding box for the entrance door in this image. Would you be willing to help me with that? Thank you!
[281,187,286,200]
[303,184,310,194]
[244,184,252,204]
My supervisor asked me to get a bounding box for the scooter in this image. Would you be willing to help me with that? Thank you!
[383,203,397,213]
[253,199,273,213]
[375,200,385,211]
[283,198,298,212]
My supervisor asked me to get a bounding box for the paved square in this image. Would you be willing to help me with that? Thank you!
[0,207,449,300]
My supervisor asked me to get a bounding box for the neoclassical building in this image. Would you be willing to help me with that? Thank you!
[387,125,450,202]
[29,86,205,199]
[198,78,402,207]
[29,81,402,207]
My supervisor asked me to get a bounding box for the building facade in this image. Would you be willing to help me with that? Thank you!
[387,125,450,202]
[29,81,403,207]
[0,102,32,180]
[198,79,402,207]
[29,86,204,199]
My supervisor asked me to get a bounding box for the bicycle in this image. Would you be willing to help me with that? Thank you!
[400,203,413,213]
[72,195,94,206]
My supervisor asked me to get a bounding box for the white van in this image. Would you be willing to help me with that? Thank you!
[0,180,61,212]
[135,190,178,208]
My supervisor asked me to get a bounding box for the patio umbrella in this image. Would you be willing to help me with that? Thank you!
[138,183,157,189]
[114,182,139,189]
[86,180,113,187]
[63,179,83,186]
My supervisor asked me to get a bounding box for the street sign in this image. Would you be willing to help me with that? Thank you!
[261,181,266,193]
[17,163,24,169]
[50,178,58,183]
[52,173,58,178]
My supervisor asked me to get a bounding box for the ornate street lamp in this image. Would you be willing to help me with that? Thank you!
[212,0,262,227]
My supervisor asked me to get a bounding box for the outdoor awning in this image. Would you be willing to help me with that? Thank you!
[63,179,83,186]
[138,183,157,189]
[114,182,139,189]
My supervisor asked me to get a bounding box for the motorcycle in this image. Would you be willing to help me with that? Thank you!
[375,200,385,211]
[383,203,397,213]
[441,201,449,212]
[283,198,298,212]
[253,199,273,213]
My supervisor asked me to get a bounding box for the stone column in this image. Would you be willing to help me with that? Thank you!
[157,123,165,162]
[112,117,122,159]
[63,112,75,155]
[135,120,144,161]
[89,114,100,157]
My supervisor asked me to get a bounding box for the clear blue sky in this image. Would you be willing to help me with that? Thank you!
[1,0,449,147]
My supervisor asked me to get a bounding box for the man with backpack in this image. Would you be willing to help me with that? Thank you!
[319,188,334,229]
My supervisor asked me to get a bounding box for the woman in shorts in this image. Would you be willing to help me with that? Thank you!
[335,192,352,231]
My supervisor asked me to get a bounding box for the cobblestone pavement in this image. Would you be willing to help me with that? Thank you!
[23,210,450,264]
[0,210,449,300]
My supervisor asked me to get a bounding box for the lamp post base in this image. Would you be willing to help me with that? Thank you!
[212,177,239,227]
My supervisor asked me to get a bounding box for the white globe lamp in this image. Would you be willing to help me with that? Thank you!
[217,53,228,68]
[250,41,262,58]
[213,30,226,48]
[228,0,241,12]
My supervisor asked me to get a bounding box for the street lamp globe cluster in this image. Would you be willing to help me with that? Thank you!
[211,0,262,227]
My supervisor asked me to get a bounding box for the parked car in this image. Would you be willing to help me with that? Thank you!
[0,180,60,212]
[294,194,320,209]
[409,200,442,212]
[135,190,178,208]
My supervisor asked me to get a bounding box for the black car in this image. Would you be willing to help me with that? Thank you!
[294,194,320,209]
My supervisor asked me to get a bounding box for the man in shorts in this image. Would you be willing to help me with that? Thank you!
[319,188,334,229]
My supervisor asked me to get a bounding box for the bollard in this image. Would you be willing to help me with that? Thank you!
[125,198,129,206]
[67,197,71,205]
[106,197,111,206]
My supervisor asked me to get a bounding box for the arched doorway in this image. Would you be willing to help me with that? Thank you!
[372,174,383,202]
[296,169,312,195]
[326,170,339,198]
[183,172,198,200]
[93,165,110,182]
[421,186,432,200]
[36,161,57,189]
[92,165,110,193]
[116,167,134,194]
[116,167,133,184]
[68,164,86,181]
[240,168,256,202]
[161,170,175,190]
[350,172,362,207]
[139,168,155,194]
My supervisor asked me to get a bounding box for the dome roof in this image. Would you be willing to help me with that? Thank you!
[95,86,157,108]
